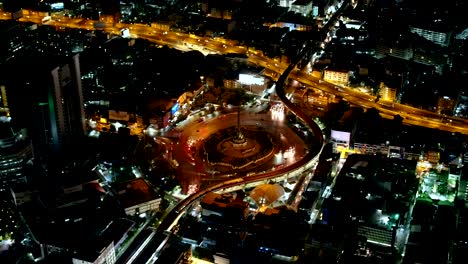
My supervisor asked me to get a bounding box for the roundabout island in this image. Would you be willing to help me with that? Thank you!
[201,126,275,173]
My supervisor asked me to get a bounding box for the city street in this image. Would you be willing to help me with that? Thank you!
[4,9,468,134]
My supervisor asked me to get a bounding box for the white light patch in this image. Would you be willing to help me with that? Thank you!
[239,74,264,85]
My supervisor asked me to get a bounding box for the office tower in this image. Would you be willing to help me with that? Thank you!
[1,54,86,162]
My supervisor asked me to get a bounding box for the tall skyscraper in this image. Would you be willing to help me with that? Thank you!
[0,54,86,162]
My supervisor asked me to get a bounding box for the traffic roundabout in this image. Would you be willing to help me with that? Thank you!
[170,108,311,192]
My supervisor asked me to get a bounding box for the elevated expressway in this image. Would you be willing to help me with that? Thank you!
[4,5,468,134]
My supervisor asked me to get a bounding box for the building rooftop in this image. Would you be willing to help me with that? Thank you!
[456,28,468,40]
[249,184,285,207]
[200,191,249,223]
[324,67,350,73]
[292,0,313,6]
[328,155,417,229]
[72,218,134,262]
[201,192,233,209]
[154,242,191,264]
[409,20,453,34]
[114,178,161,209]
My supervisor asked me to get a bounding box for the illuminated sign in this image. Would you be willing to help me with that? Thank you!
[331,130,350,143]
[121,28,130,38]
[50,3,64,10]
[171,102,179,115]
[239,74,264,86]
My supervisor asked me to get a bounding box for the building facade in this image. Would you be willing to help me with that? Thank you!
[2,54,86,160]
[379,82,397,102]
[323,69,350,85]
[291,0,313,16]
[409,26,451,47]
[437,96,456,115]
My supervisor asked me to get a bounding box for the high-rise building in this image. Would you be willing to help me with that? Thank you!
[323,68,350,85]
[1,54,86,161]
[437,96,456,115]
[410,26,451,47]
[379,82,397,102]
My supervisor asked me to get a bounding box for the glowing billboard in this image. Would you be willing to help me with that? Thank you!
[239,74,264,86]
[50,3,64,10]
[121,28,130,38]
[330,130,351,144]
[171,102,179,115]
